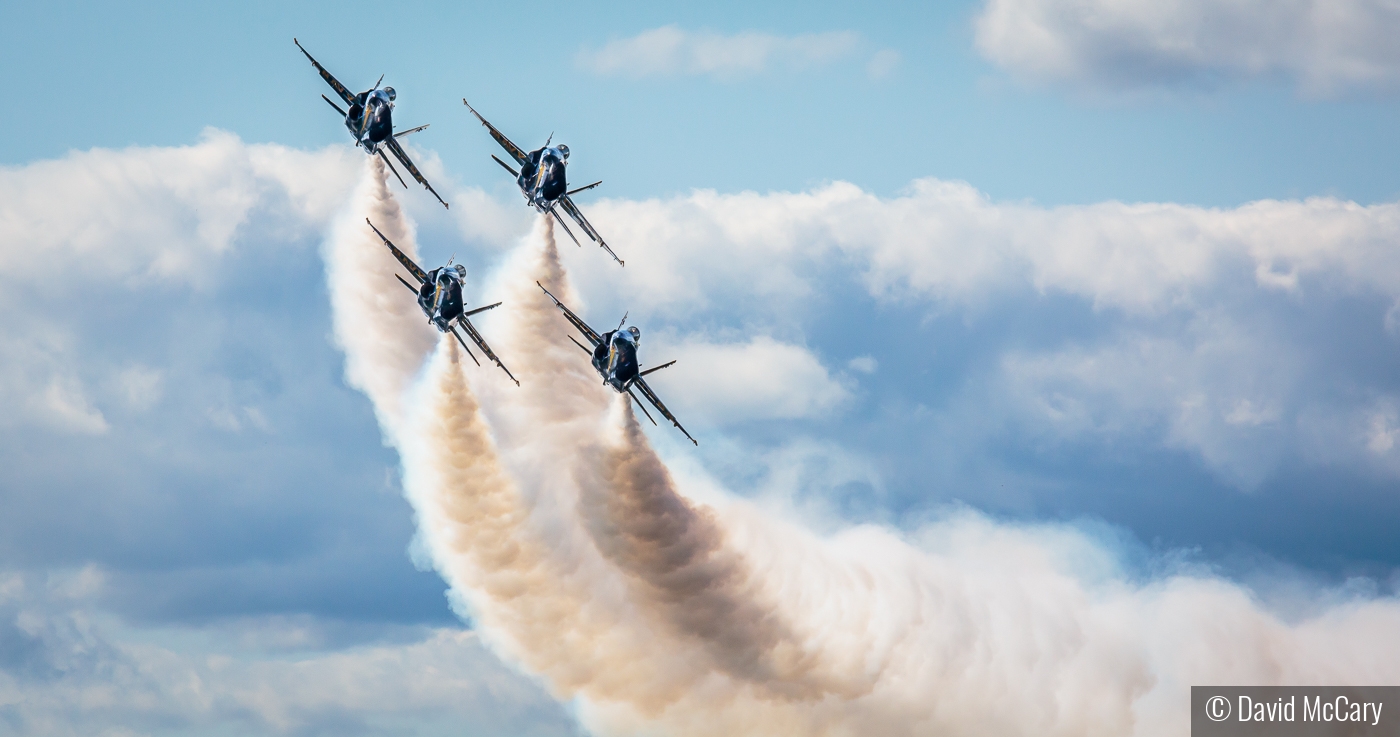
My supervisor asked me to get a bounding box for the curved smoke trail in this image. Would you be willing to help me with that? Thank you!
[326,176,1400,737]
[400,217,732,723]
[569,392,1400,737]
[578,398,866,701]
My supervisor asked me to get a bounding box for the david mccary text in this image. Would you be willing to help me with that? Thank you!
[1235,695,1383,726]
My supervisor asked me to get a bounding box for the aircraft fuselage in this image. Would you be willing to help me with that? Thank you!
[592,328,641,393]
[417,265,467,332]
[346,89,394,152]
[518,146,569,210]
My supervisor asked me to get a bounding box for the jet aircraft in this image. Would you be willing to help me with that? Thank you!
[536,282,695,445]
[295,39,448,209]
[463,100,623,266]
[367,219,518,385]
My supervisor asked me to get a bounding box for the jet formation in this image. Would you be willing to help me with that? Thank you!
[297,40,693,443]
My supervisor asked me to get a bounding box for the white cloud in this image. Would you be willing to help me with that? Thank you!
[557,179,1400,486]
[974,0,1400,95]
[0,132,363,441]
[649,335,850,422]
[577,25,863,79]
[847,356,878,374]
[575,180,1400,316]
[0,570,572,737]
[0,129,359,287]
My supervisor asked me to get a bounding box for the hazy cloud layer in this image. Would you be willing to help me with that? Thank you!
[577,26,895,80]
[974,0,1400,95]
[4,133,1400,734]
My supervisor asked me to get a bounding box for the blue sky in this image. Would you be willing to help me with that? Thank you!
[4,0,1399,207]
[3,0,1400,734]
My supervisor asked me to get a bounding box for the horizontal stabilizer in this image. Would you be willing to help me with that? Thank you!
[450,327,481,366]
[491,154,519,177]
[638,360,676,377]
[566,181,602,196]
[394,123,430,138]
[394,273,418,294]
[384,137,449,209]
[551,208,582,247]
[462,301,502,318]
[628,389,658,426]
[378,150,408,189]
[456,316,519,386]
[321,94,347,116]
[568,334,591,355]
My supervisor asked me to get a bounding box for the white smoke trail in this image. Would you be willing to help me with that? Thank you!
[568,393,1400,737]
[328,190,1400,737]
[398,219,877,736]
[398,217,730,720]
[322,155,436,443]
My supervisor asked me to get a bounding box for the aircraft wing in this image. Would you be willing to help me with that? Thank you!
[366,218,428,283]
[455,316,519,386]
[463,99,530,167]
[631,376,697,446]
[294,39,356,106]
[384,138,449,209]
[536,281,602,348]
[558,195,624,266]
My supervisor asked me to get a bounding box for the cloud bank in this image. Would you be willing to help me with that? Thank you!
[974,0,1400,95]
[5,132,1400,735]
[565,180,1400,488]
